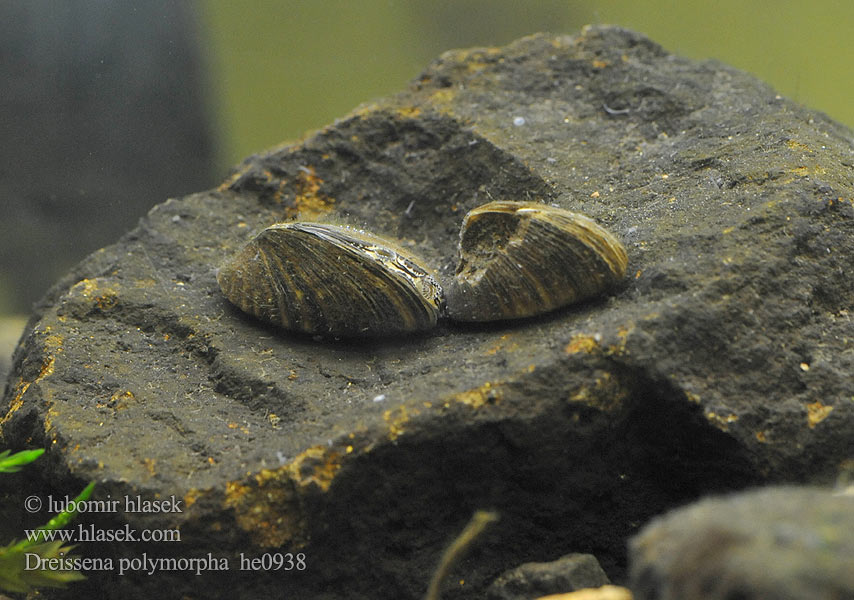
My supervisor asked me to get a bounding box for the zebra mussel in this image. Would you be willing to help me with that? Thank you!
[217,202,627,337]
[444,201,628,322]
[216,223,444,337]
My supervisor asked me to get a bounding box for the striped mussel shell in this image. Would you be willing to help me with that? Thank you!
[217,223,444,337]
[444,201,628,322]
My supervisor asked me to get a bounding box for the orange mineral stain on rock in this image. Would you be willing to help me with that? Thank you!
[607,325,632,357]
[286,165,335,220]
[384,404,412,441]
[484,334,517,356]
[454,382,499,410]
[183,488,200,509]
[109,390,136,410]
[806,401,833,428]
[286,445,342,492]
[396,106,421,119]
[790,164,826,177]
[428,87,456,109]
[1,331,62,425]
[705,411,739,431]
[565,334,600,355]
[2,378,32,425]
[568,371,628,413]
[786,139,812,152]
[73,278,119,311]
[223,445,343,548]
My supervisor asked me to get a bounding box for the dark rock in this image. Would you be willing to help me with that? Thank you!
[2,26,854,599]
[0,0,217,313]
[487,553,610,600]
[629,486,854,600]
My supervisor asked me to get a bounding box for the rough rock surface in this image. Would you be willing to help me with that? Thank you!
[629,486,854,600]
[487,553,610,600]
[2,26,853,599]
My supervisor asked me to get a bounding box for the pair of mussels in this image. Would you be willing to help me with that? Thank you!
[217,201,628,338]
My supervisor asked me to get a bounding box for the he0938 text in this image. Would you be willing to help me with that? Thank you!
[239,552,306,571]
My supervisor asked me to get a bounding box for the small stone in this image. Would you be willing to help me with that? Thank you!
[487,553,610,600]
[629,486,854,600]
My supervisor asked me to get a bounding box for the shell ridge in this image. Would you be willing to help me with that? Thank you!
[259,236,298,330]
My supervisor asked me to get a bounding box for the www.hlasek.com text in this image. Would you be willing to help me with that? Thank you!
[26,523,180,544]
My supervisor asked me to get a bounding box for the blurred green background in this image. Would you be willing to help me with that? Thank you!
[2,0,852,382]
[201,0,854,167]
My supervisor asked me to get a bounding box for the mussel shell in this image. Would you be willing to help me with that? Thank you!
[217,223,443,337]
[444,201,628,322]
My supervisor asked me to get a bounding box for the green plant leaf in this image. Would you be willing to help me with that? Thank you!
[0,541,85,593]
[0,447,95,593]
[40,480,96,533]
[0,448,45,473]
[11,480,96,553]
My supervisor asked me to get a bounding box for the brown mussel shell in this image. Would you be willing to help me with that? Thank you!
[444,201,628,322]
[217,223,444,337]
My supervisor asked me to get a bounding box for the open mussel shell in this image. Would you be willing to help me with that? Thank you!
[444,201,628,322]
[217,223,444,337]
